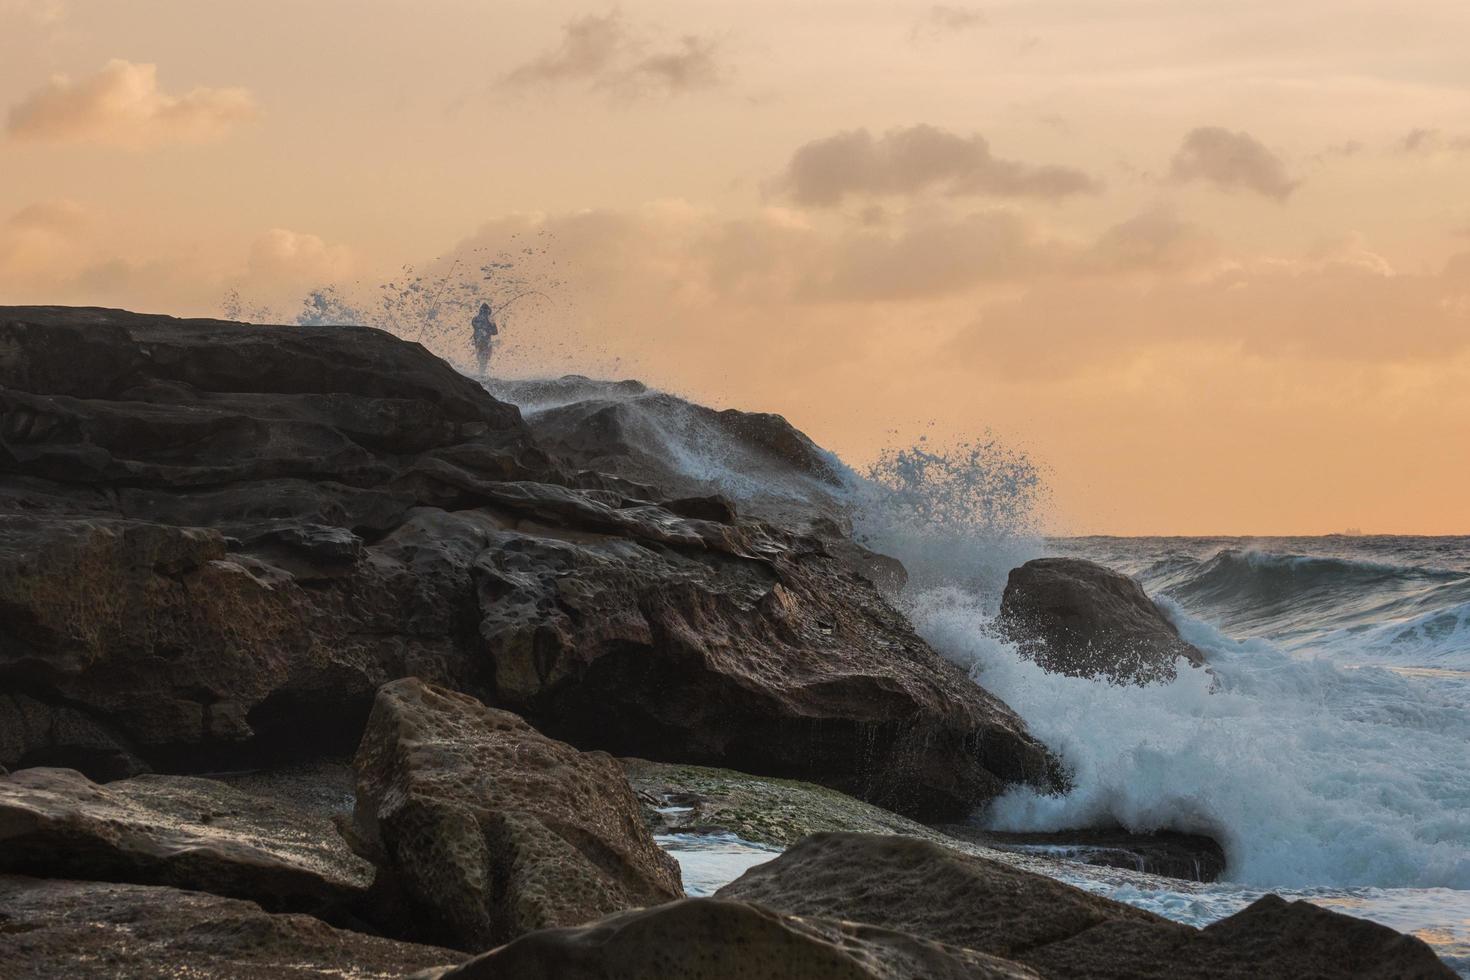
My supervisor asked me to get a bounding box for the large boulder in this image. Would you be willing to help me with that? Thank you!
[997,557,1206,684]
[719,833,1166,959]
[0,767,372,918]
[716,834,1453,979]
[352,678,683,951]
[413,897,1041,980]
[0,875,461,979]
[0,307,1049,820]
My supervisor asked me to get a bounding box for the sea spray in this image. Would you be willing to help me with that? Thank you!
[907,586,1470,890]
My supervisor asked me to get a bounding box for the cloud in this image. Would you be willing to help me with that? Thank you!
[245,229,353,285]
[1168,127,1299,201]
[6,59,259,147]
[502,11,727,97]
[0,0,62,24]
[0,199,93,287]
[777,125,1102,207]
[910,5,986,42]
[5,198,89,233]
[1082,208,1219,274]
[1397,128,1470,155]
[948,246,1470,381]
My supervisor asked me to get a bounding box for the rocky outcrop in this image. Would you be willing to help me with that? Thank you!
[413,897,1041,980]
[716,834,1454,979]
[0,767,372,918]
[997,557,1206,684]
[351,678,683,951]
[0,875,461,979]
[488,376,849,529]
[0,306,1050,819]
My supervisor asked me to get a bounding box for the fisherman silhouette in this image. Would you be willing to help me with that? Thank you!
[471,302,498,376]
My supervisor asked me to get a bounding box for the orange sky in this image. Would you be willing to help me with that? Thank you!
[2,0,1468,535]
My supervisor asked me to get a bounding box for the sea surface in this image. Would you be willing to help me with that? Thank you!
[910,534,1470,973]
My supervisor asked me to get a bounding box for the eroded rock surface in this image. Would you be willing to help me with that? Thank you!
[0,306,1050,819]
[352,677,683,950]
[0,875,461,979]
[413,897,1041,980]
[717,834,1454,979]
[997,557,1206,684]
[0,766,371,917]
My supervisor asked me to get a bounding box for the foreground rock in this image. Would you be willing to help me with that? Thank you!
[0,766,371,918]
[353,678,683,950]
[625,758,951,848]
[997,557,1206,684]
[0,875,461,979]
[717,834,1454,979]
[938,824,1226,882]
[413,898,1040,980]
[0,307,1049,818]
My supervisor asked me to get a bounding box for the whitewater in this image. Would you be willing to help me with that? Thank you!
[474,373,1469,971]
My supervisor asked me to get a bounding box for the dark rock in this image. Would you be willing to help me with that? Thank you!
[0,875,462,979]
[997,557,1206,684]
[412,897,1042,980]
[0,767,372,919]
[0,307,1049,821]
[1019,894,1457,979]
[716,833,1453,979]
[489,375,849,531]
[718,832,1167,959]
[351,678,683,951]
[936,824,1227,882]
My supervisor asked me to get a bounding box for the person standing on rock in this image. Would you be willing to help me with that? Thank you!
[471,302,498,376]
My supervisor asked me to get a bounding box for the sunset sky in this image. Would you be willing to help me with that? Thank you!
[3,0,1468,534]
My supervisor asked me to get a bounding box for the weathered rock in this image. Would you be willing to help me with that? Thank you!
[719,832,1166,959]
[0,307,1049,820]
[0,875,462,979]
[624,758,950,848]
[997,557,1206,684]
[412,897,1041,980]
[937,824,1226,883]
[489,376,848,526]
[352,678,683,951]
[0,767,372,918]
[716,834,1453,979]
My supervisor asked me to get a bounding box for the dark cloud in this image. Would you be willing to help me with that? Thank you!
[501,11,727,96]
[1168,127,1299,201]
[910,5,986,42]
[778,124,1102,207]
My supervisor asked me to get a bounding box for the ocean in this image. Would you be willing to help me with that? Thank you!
[907,534,1470,972]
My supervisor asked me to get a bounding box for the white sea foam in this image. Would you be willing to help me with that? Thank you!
[909,588,1470,891]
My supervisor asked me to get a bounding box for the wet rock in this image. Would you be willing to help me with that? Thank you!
[624,758,950,848]
[0,875,462,979]
[0,767,371,918]
[997,557,1206,684]
[488,375,848,525]
[352,678,683,951]
[937,824,1227,882]
[412,897,1041,980]
[717,833,1453,979]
